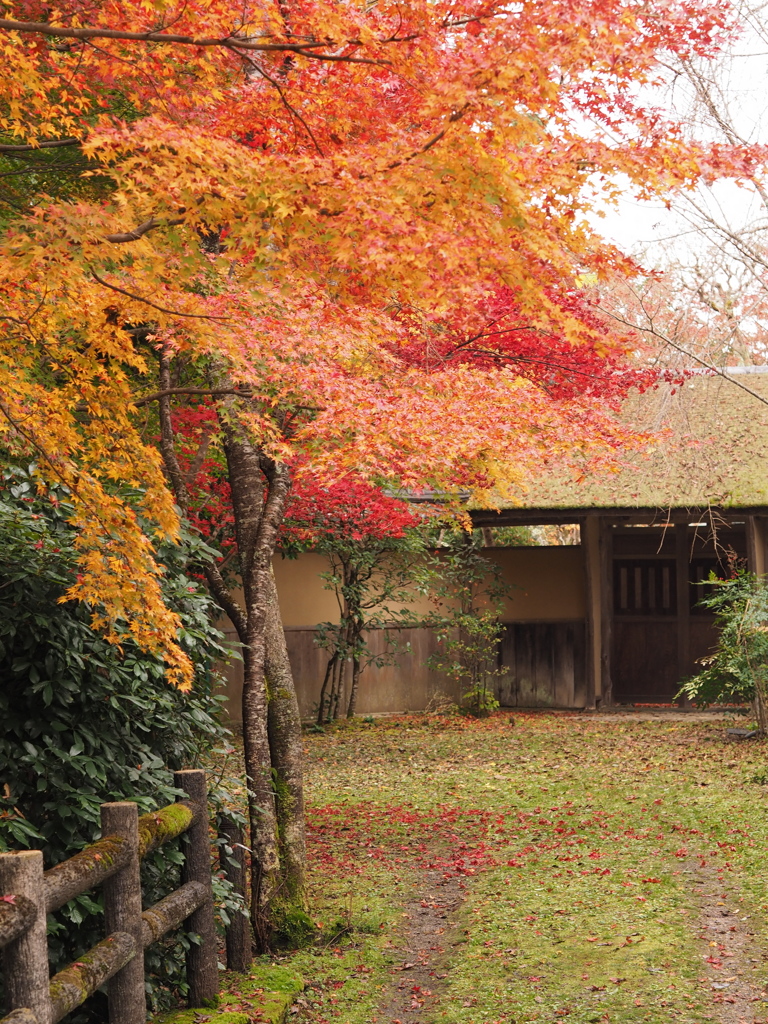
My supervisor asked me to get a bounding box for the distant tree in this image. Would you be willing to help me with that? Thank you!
[281,476,428,722]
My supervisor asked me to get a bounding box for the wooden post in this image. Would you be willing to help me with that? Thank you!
[101,803,145,1024]
[582,516,600,709]
[0,851,52,1024]
[218,818,252,973]
[598,518,614,706]
[746,516,767,576]
[675,522,691,703]
[174,770,218,1007]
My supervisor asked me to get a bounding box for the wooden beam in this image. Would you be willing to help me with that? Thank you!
[599,518,613,706]
[469,506,767,527]
[581,517,600,709]
[50,933,136,1024]
[675,523,690,702]
[44,835,132,913]
[140,882,207,948]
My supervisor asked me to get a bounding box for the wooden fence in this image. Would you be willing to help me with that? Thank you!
[0,769,244,1024]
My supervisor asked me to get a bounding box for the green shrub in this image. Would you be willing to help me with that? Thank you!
[678,570,768,729]
[425,530,506,717]
[0,464,234,1012]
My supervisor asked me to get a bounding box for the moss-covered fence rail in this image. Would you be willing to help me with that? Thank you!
[0,769,224,1024]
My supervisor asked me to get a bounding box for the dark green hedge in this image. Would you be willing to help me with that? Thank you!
[0,464,233,1013]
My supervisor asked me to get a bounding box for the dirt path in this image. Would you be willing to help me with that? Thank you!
[687,865,768,1024]
[374,861,768,1024]
[376,873,464,1024]
[587,711,747,722]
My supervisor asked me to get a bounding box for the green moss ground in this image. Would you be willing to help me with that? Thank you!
[152,965,303,1024]
[206,711,768,1024]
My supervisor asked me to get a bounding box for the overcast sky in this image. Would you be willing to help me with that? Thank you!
[589,10,768,265]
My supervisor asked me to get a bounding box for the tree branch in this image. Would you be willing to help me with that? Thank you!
[104,216,185,244]
[157,348,190,515]
[0,138,80,153]
[0,18,389,62]
[604,308,768,410]
[90,270,230,320]
[134,387,253,408]
[204,559,248,640]
[247,59,324,156]
[184,424,216,485]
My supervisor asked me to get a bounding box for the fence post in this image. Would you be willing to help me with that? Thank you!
[0,851,52,1024]
[218,818,252,973]
[101,802,145,1024]
[174,770,218,1007]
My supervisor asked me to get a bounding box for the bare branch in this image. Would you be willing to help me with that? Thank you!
[90,270,230,320]
[604,307,768,410]
[133,387,254,408]
[0,138,80,153]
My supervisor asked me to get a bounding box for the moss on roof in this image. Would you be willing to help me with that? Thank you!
[506,371,768,510]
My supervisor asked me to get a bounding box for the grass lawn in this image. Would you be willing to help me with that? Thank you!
[220,710,768,1024]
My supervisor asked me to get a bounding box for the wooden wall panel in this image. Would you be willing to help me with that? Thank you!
[690,618,719,675]
[497,621,586,708]
[219,626,463,724]
[221,618,591,722]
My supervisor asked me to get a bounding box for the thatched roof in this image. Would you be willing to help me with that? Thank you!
[480,368,768,518]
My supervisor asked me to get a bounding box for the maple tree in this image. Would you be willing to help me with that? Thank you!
[282,475,427,723]
[2,0,765,941]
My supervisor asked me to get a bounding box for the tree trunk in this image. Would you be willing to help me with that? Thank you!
[221,421,291,945]
[331,653,345,720]
[239,642,279,945]
[317,652,336,725]
[347,650,361,718]
[158,369,303,948]
[264,565,307,912]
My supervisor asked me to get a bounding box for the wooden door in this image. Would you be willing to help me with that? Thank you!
[612,558,678,702]
[611,555,722,703]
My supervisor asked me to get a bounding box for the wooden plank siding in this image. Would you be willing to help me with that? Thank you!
[497,621,587,708]
[219,626,464,723]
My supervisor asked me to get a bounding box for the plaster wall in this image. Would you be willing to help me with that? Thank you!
[273,546,585,624]
[485,547,585,620]
[218,545,587,722]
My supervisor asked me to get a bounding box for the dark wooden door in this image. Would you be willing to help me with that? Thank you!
[612,558,677,702]
[611,556,721,703]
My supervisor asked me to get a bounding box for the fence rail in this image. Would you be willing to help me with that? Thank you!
[0,769,228,1024]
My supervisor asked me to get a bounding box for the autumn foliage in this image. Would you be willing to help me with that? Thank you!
[0,0,764,681]
[281,477,421,550]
